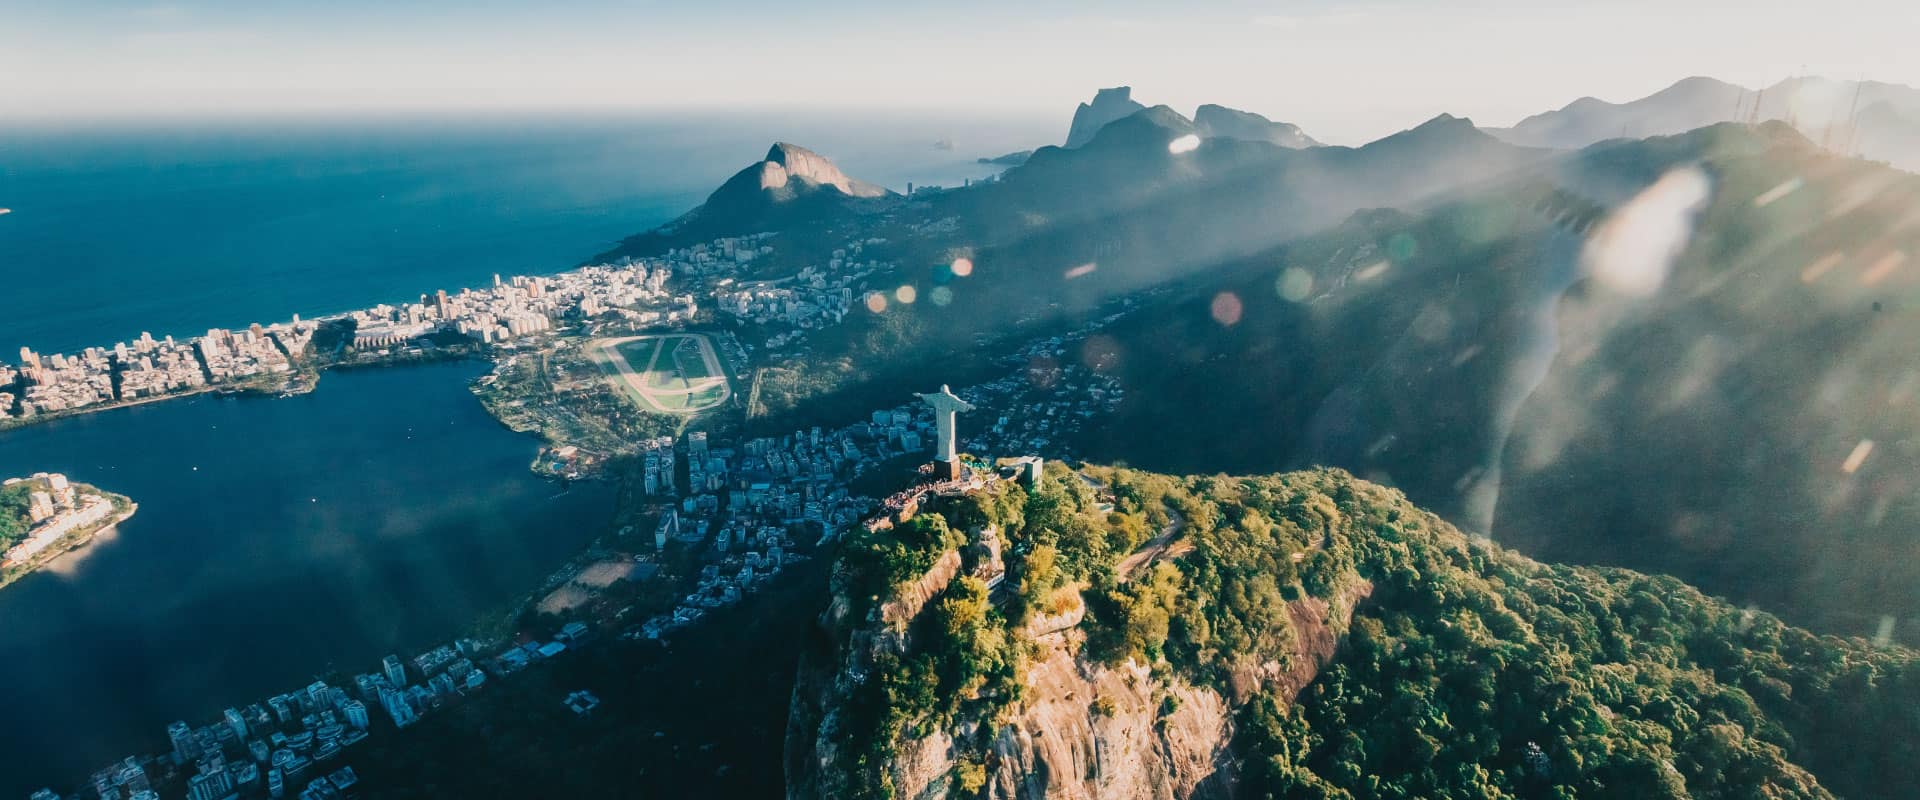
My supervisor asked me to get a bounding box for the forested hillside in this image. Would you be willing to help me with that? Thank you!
[793,463,1920,799]
[1066,121,1920,644]
[0,480,34,551]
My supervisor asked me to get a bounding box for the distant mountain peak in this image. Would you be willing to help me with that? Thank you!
[1133,104,1197,130]
[1193,104,1322,148]
[1064,105,1199,154]
[595,141,892,259]
[757,142,888,199]
[1672,75,1734,89]
[1395,113,1482,139]
[1487,74,1920,171]
[1356,112,1514,161]
[1064,88,1324,152]
[1066,86,1149,148]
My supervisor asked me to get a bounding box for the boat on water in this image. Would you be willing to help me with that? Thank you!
[0,208,12,216]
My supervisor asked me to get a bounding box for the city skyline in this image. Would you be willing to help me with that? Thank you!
[4,0,1916,143]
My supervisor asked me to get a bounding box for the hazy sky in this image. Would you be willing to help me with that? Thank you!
[5,0,1916,143]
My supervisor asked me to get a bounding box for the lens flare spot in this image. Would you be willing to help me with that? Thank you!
[1457,201,1514,243]
[930,286,954,306]
[1800,252,1845,283]
[1354,261,1391,282]
[1168,134,1201,154]
[1064,262,1098,280]
[1388,233,1419,261]
[951,257,974,277]
[1861,251,1906,286]
[1842,439,1874,474]
[1582,166,1712,297]
[894,285,917,304]
[1874,615,1898,647]
[1210,292,1243,326]
[1276,268,1313,302]
[1081,335,1122,372]
[1753,177,1804,207]
[864,292,888,313]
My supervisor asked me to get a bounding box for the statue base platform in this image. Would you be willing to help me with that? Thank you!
[930,459,963,481]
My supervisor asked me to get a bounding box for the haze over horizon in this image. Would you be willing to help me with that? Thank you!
[6,0,1916,144]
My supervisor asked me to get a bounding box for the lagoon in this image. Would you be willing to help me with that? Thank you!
[0,361,613,796]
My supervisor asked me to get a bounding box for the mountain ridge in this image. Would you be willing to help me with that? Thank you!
[1062,86,1323,151]
[1488,74,1920,170]
[1193,103,1322,148]
[789,464,1920,799]
[1065,86,1148,148]
[597,141,896,259]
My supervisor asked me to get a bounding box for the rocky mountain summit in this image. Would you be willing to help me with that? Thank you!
[1193,103,1321,148]
[599,142,896,258]
[751,142,890,200]
[1062,86,1322,151]
[1064,86,1148,148]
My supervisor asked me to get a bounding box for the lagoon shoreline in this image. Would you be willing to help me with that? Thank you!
[1,488,138,592]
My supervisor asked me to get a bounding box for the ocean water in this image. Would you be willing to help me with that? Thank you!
[0,111,1055,795]
[0,111,1054,356]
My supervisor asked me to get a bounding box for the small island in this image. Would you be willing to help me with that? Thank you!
[1,472,136,589]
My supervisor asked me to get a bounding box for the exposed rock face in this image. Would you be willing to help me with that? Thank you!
[880,549,963,629]
[1067,87,1149,148]
[758,142,890,199]
[1063,88,1321,152]
[983,640,1234,800]
[1193,104,1321,148]
[786,541,1368,800]
[598,141,895,258]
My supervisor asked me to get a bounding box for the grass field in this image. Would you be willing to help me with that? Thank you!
[635,338,715,390]
[591,333,733,415]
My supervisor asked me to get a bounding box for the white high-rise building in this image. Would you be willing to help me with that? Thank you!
[167,720,198,762]
[380,687,418,728]
[223,708,247,739]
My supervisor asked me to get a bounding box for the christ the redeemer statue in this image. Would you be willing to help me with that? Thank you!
[917,384,974,478]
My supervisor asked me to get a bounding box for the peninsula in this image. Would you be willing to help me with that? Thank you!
[1,473,136,590]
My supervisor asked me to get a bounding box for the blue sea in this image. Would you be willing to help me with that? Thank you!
[0,111,1054,796]
[0,111,1054,356]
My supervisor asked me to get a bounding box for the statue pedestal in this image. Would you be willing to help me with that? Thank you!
[930,459,963,481]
